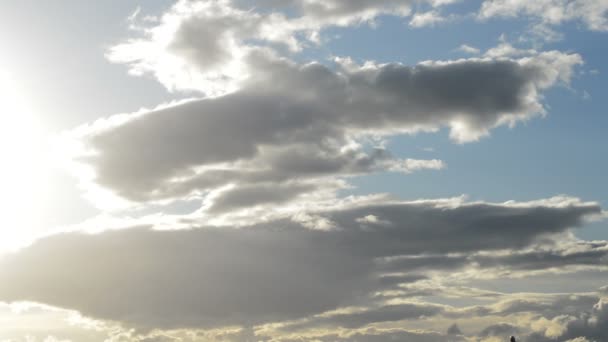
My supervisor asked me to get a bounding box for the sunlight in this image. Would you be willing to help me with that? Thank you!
[0,69,49,252]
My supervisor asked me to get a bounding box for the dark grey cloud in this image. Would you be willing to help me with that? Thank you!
[168,15,238,73]
[493,295,600,318]
[479,322,520,337]
[447,323,463,335]
[376,241,608,293]
[205,182,318,213]
[381,254,469,273]
[133,146,410,206]
[0,197,599,330]
[76,51,579,203]
[493,295,608,342]
[472,242,608,272]
[322,198,598,255]
[0,226,375,329]
[560,298,608,341]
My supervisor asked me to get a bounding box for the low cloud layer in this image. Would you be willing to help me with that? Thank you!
[0,197,600,331]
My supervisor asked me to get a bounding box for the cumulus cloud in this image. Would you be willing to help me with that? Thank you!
[0,196,600,331]
[109,0,457,95]
[69,50,582,206]
[82,0,585,224]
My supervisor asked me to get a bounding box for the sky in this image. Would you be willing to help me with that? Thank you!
[0,0,607,341]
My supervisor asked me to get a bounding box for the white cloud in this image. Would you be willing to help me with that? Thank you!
[68,50,582,207]
[109,0,457,96]
[479,0,608,32]
[457,44,481,55]
[409,11,446,27]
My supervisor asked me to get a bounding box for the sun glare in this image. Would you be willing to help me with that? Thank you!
[0,69,49,252]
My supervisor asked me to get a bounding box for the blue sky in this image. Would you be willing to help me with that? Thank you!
[0,1,607,341]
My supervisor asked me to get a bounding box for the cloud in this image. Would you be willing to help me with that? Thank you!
[0,302,113,342]
[478,0,608,32]
[270,327,465,342]
[479,322,520,337]
[15,2,605,340]
[471,241,608,273]
[489,294,600,318]
[109,0,457,95]
[556,298,608,341]
[203,181,320,213]
[0,225,374,330]
[69,49,581,206]
[87,1,586,233]
[409,11,447,27]
[484,42,538,58]
[457,44,481,55]
[379,241,608,291]
[236,0,433,24]
[501,295,608,342]
[281,303,445,331]
[0,196,600,331]
[447,323,463,335]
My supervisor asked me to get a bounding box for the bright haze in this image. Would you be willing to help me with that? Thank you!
[0,1,607,341]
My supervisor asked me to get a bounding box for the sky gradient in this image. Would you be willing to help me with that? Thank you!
[0,1,607,341]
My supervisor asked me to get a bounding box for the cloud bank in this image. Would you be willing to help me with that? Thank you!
[0,197,601,332]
